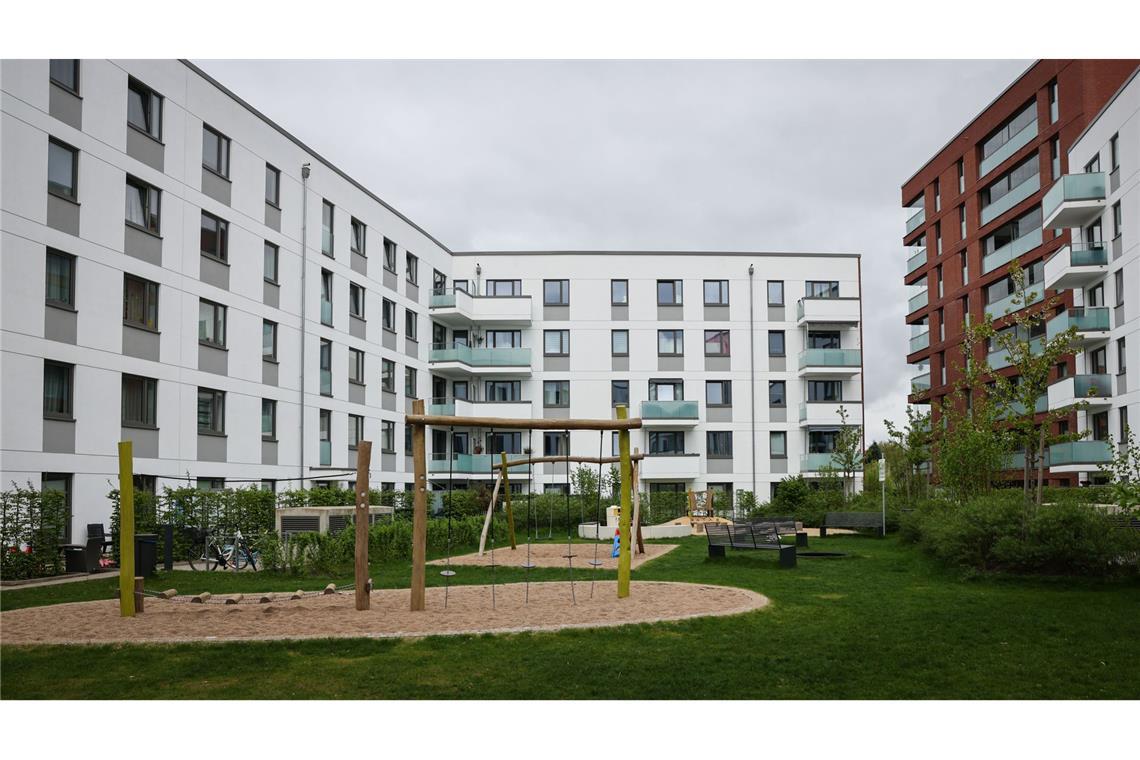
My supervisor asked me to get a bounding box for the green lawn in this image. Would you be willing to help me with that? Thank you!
[3,535,1138,699]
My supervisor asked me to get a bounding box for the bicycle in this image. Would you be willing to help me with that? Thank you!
[186,528,259,571]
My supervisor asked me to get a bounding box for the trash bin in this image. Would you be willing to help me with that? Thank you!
[134,533,158,577]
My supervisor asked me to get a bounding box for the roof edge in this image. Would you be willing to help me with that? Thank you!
[452,250,861,258]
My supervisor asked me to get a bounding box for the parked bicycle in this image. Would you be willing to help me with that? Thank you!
[186,528,259,571]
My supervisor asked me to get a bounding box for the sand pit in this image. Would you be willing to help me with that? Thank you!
[428,542,677,570]
[0,581,768,646]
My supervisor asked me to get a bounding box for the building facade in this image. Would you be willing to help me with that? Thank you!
[1,59,863,539]
[901,59,1138,485]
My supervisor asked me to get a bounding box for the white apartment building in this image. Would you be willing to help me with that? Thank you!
[1,59,864,539]
[1042,69,1139,481]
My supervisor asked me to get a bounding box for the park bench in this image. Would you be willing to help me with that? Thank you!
[747,516,809,547]
[705,523,796,568]
[1107,515,1140,530]
[819,512,885,538]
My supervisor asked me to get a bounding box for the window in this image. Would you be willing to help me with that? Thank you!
[1117,337,1127,374]
[261,399,276,440]
[351,218,366,255]
[50,60,79,93]
[349,283,365,318]
[486,432,522,455]
[320,269,333,325]
[41,474,72,540]
[405,309,418,340]
[658,329,683,356]
[1121,407,1130,443]
[382,298,396,331]
[806,281,839,298]
[47,138,78,200]
[707,431,733,458]
[1051,136,1061,180]
[706,380,732,407]
[959,205,966,239]
[957,159,965,193]
[769,431,787,458]
[265,164,280,206]
[1049,81,1059,123]
[319,339,332,395]
[383,238,397,271]
[405,366,417,397]
[201,125,229,177]
[768,380,785,407]
[649,379,684,401]
[544,279,570,305]
[43,360,73,418]
[657,279,683,305]
[485,380,521,401]
[611,380,629,406]
[1115,270,1125,307]
[981,206,1042,256]
[936,222,942,255]
[123,275,158,330]
[486,279,522,296]
[934,178,941,212]
[1112,202,1122,239]
[543,432,569,457]
[544,329,570,356]
[611,279,628,305]
[381,359,395,392]
[197,388,225,434]
[262,320,277,360]
[808,380,843,401]
[125,176,160,233]
[648,431,684,455]
[961,253,969,287]
[1085,153,1101,174]
[45,249,75,308]
[1091,346,1108,376]
[768,330,785,357]
[200,211,228,262]
[382,420,395,452]
[348,414,364,449]
[319,410,332,456]
[544,380,570,408]
[197,299,225,347]
[321,200,334,256]
[405,424,412,454]
[406,252,418,284]
[981,102,1036,161]
[453,381,469,400]
[349,348,365,384]
[486,330,521,347]
[703,280,729,305]
[982,155,1039,209]
[433,269,446,295]
[454,280,469,294]
[1092,411,1110,442]
[767,280,784,306]
[127,78,162,139]
[808,330,840,349]
[611,329,629,356]
[1110,133,1119,171]
[704,329,730,356]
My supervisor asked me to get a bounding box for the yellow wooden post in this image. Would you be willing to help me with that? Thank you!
[617,405,632,598]
[500,452,517,549]
[410,400,428,611]
[118,441,135,617]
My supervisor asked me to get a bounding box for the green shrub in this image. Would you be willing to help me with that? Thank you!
[1,483,69,580]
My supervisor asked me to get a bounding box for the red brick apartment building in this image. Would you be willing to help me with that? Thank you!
[901,59,1138,485]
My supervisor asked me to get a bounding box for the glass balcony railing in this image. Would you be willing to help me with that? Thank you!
[640,399,699,420]
[320,299,333,325]
[320,369,332,396]
[429,343,531,367]
[908,288,928,313]
[982,227,1043,275]
[1066,241,1109,267]
[909,330,930,353]
[1046,307,1111,341]
[911,372,931,393]
[985,283,1043,319]
[978,119,1038,178]
[428,398,456,415]
[801,452,842,472]
[980,174,1040,226]
[798,348,862,369]
[987,336,1044,371]
[999,394,1048,419]
[1048,439,1112,467]
[905,207,926,235]
[1042,172,1106,223]
[319,439,331,466]
[428,453,530,474]
[1072,374,1112,399]
[906,247,927,274]
[429,292,456,308]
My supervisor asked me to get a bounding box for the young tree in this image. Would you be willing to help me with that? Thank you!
[1098,426,1140,513]
[830,405,863,502]
[884,405,932,502]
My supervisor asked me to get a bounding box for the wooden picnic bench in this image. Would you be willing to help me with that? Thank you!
[819,512,885,538]
[705,523,796,568]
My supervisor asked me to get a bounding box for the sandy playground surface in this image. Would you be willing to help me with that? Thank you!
[428,542,677,570]
[0,581,768,645]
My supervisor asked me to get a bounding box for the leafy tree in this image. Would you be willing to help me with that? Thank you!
[1098,426,1140,513]
[866,441,882,462]
[884,405,932,502]
[830,405,863,502]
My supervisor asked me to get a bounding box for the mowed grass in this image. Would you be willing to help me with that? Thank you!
[2,535,1139,699]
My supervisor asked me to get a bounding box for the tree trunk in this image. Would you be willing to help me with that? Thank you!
[1035,424,1047,509]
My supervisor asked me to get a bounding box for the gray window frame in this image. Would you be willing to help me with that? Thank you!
[706,431,733,459]
[405,309,418,341]
[121,374,157,428]
[383,238,397,272]
[123,274,159,331]
[611,380,629,407]
[611,279,629,305]
[768,380,785,407]
[351,217,366,255]
[201,123,230,178]
[348,414,364,450]
[704,329,730,357]
[382,420,396,453]
[611,329,629,357]
[381,358,395,392]
[49,60,79,94]
[706,380,732,407]
[198,299,226,348]
[543,380,570,408]
[43,360,74,420]
[657,329,684,356]
[125,175,161,234]
[200,210,228,263]
[262,320,277,361]
[47,137,78,201]
[127,77,162,140]
[767,280,784,306]
[405,366,417,398]
[264,241,279,284]
[45,249,76,309]
[703,280,729,305]
[657,279,683,305]
[769,431,787,459]
[382,298,396,332]
[543,279,570,306]
[349,347,365,384]
[262,399,276,440]
[265,163,280,206]
[544,329,570,357]
[406,252,418,285]
[197,387,225,435]
[768,330,785,357]
[349,282,365,319]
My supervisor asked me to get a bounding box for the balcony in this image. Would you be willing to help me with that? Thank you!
[1043,242,1109,291]
[982,227,1043,275]
[796,297,860,326]
[427,398,533,419]
[1047,374,1113,412]
[906,246,927,275]
[905,206,926,235]
[428,453,533,476]
[909,329,930,354]
[984,283,1044,320]
[911,372,931,393]
[1043,173,1106,229]
[639,453,700,480]
[1048,439,1113,473]
[987,336,1044,371]
[798,348,862,377]
[908,287,928,314]
[429,288,532,327]
[799,401,862,428]
[428,343,532,378]
[800,452,842,475]
[978,119,1038,179]
[980,174,1040,227]
[1046,307,1111,349]
[998,394,1048,420]
[640,399,700,428]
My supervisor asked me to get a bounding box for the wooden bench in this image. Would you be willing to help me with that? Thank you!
[748,516,809,547]
[820,512,885,537]
[705,523,796,568]
[1107,515,1140,530]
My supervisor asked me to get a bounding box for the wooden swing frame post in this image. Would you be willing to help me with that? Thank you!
[407,407,641,610]
[117,441,135,618]
[500,452,517,550]
[616,405,633,598]
[354,440,372,611]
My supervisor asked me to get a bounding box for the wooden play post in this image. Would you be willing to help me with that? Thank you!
[500,452,517,549]
[617,405,632,598]
[478,473,502,556]
[117,441,135,617]
[354,440,372,611]
[631,447,644,555]
[410,399,428,611]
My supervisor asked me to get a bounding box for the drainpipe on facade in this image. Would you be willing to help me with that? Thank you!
[748,263,756,509]
[299,163,310,481]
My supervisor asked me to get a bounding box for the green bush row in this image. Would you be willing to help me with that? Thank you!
[1,483,69,580]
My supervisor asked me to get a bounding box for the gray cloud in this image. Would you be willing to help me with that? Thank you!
[198,59,1030,442]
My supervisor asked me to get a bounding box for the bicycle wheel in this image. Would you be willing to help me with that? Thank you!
[187,541,218,571]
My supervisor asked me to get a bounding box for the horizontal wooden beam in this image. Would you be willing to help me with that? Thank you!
[492,453,645,469]
[404,414,643,431]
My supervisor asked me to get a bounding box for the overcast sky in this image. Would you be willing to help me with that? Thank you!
[198,59,1031,443]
